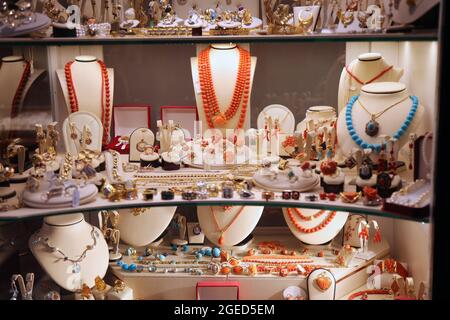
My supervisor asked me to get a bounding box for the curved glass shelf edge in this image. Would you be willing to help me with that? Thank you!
[0,31,438,46]
[0,199,430,223]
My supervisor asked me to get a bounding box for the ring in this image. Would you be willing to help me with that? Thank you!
[182,190,197,201]
[262,191,274,201]
[292,191,301,200]
[282,190,292,200]
[161,190,175,200]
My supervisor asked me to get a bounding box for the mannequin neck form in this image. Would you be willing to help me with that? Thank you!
[353,56,390,73]
[75,55,98,63]
[306,106,336,121]
[40,214,88,239]
[0,56,25,72]
[360,88,409,103]
[210,43,238,50]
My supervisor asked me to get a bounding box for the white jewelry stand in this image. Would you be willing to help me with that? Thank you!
[296,106,336,133]
[336,82,426,159]
[257,104,296,134]
[56,55,114,142]
[129,128,155,162]
[197,206,263,248]
[28,213,109,292]
[338,53,403,112]
[191,43,256,134]
[62,111,103,155]
[116,207,177,247]
[282,209,348,245]
[0,56,44,127]
[307,268,336,300]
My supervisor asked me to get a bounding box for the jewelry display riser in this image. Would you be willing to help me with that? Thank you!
[110,230,389,300]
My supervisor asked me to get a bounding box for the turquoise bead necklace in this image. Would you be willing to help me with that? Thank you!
[345,95,419,153]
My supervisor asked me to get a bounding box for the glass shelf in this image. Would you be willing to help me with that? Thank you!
[0,193,430,223]
[0,31,438,46]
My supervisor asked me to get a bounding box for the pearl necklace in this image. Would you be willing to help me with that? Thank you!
[65,60,111,145]
[345,95,419,153]
[210,206,245,245]
[198,45,251,129]
[9,60,31,118]
[286,208,336,233]
[31,226,100,274]
[387,179,431,208]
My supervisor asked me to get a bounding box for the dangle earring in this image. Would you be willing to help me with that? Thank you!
[85,127,93,145]
[389,138,396,173]
[408,133,416,171]
[70,123,78,140]
[371,220,382,244]
[358,220,370,252]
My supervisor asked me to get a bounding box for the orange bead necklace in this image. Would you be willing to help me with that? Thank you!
[9,60,31,118]
[65,60,111,145]
[286,208,336,233]
[211,206,246,245]
[198,45,251,129]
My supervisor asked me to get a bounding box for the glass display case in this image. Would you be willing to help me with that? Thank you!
[0,0,446,301]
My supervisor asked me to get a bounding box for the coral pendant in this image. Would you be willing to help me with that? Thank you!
[213,114,227,127]
[218,235,224,245]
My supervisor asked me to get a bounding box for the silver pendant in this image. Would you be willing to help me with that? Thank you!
[72,263,81,273]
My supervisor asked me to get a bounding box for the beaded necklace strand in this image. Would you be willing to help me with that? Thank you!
[198,45,251,129]
[9,61,31,118]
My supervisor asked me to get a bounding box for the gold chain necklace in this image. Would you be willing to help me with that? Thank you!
[357,95,410,137]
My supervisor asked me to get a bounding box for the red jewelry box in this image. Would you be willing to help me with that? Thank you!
[196,281,240,300]
[106,104,152,154]
[160,106,198,141]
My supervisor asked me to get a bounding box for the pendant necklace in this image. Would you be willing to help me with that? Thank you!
[357,95,410,137]
[31,226,100,274]
[210,206,245,245]
[198,45,251,129]
[65,60,111,145]
[345,95,419,153]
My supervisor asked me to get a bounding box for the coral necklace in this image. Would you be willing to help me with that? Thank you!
[198,45,251,129]
[210,206,245,245]
[9,60,31,118]
[345,65,393,86]
[286,208,336,233]
[65,60,111,145]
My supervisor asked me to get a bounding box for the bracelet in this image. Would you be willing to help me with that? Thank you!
[348,289,392,300]
[41,187,64,201]
[161,190,175,200]
[181,190,197,201]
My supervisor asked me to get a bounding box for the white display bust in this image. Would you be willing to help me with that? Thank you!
[338,53,403,112]
[336,82,426,160]
[197,206,263,248]
[117,207,177,247]
[191,43,257,134]
[28,213,109,292]
[0,56,44,127]
[56,55,114,142]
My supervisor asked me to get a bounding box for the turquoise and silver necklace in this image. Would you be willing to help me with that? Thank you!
[345,95,419,153]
